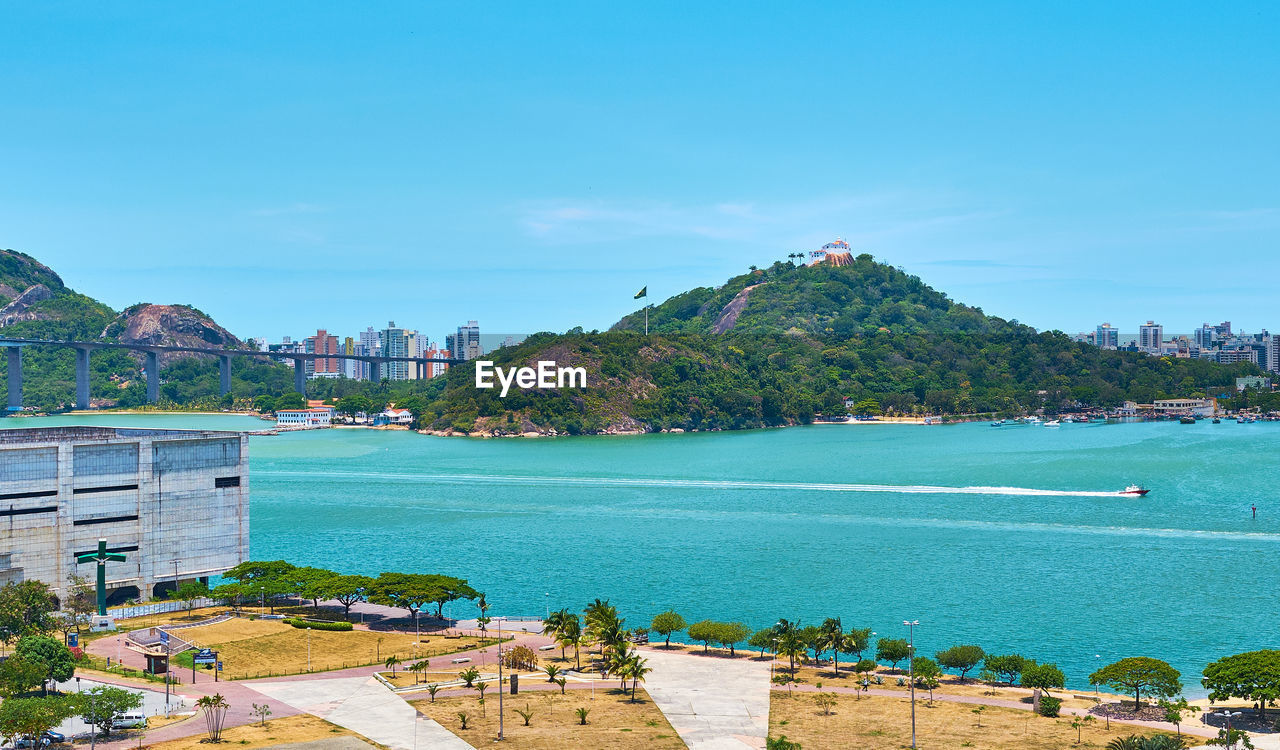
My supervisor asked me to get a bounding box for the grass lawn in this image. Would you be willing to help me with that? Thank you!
[142,715,358,749]
[769,691,1183,749]
[173,617,498,679]
[413,687,685,749]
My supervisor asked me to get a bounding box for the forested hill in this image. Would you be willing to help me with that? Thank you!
[611,254,1016,337]
[422,256,1259,435]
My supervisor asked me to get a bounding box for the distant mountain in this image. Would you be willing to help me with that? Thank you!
[424,255,1259,435]
[0,248,278,411]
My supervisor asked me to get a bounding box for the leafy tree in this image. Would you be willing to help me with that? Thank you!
[221,560,297,612]
[62,574,96,638]
[841,627,873,663]
[0,696,78,747]
[911,657,942,702]
[368,573,479,631]
[15,635,75,694]
[1202,649,1280,722]
[0,655,45,698]
[687,620,719,653]
[0,581,57,642]
[168,580,210,616]
[984,653,1028,685]
[715,622,752,657]
[749,628,776,657]
[290,567,338,610]
[876,638,911,672]
[1021,661,1066,694]
[1089,657,1182,710]
[318,574,375,617]
[936,644,986,682]
[1158,697,1195,737]
[78,685,143,746]
[650,610,687,648]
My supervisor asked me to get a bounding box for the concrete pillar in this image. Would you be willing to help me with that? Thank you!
[369,359,381,383]
[145,351,159,403]
[219,356,232,396]
[6,347,21,411]
[294,359,306,395]
[75,347,91,409]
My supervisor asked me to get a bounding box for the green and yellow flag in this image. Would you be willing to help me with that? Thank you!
[634,286,647,300]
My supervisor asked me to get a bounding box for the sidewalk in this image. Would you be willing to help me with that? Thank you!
[640,647,770,750]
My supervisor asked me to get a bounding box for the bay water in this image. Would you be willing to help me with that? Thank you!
[14,413,1278,694]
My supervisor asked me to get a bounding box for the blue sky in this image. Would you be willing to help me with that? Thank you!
[2,1,1278,342]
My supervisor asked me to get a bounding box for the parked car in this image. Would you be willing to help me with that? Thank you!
[114,713,147,729]
[13,730,66,747]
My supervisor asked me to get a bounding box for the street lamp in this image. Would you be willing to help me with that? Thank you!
[1215,710,1243,745]
[544,593,550,620]
[307,627,312,672]
[497,616,505,741]
[904,620,920,750]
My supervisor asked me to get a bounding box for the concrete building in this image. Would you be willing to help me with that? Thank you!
[304,329,340,376]
[448,320,481,361]
[380,322,410,380]
[0,426,249,605]
[1138,321,1163,352]
[1095,323,1119,350]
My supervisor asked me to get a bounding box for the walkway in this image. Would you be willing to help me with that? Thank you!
[244,675,474,750]
[640,648,770,750]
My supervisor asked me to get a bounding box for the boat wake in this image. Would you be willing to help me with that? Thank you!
[255,470,1126,498]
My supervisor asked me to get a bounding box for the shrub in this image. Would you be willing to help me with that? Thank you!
[1038,695,1061,717]
[284,618,352,631]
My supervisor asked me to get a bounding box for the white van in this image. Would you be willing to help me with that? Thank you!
[113,714,147,729]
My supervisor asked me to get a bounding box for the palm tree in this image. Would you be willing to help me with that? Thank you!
[820,618,843,676]
[544,609,577,661]
[408,659,430,684]
[625,653,652,702]
[557,618,585,670]
[544,664,563,682]
[385,655,401,677]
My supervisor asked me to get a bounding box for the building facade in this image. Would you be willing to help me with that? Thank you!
[1138,321,1163,352]
[0,427,249,605]
[304,329,340,376]
[380,322,410,380]
[275,408,333,427]
[449,321,481,361]
[1095,323,1119,349]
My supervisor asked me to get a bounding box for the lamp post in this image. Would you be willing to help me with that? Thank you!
[904,620,919,750]
[307,627,312,672]
[497,616,504,741]
[770,638,779,681]
[544,593,550,620]
[1094,654,1101,703]
[1215,710,1242,745]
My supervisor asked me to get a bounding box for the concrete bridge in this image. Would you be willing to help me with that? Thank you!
[0,336,463,411]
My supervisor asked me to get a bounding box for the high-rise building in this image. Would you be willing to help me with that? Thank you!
[1095,323,1118,350]
[449,320,481,360]
[1138,321,1163,352]
[304,329,340,376]
[380,321,410,380]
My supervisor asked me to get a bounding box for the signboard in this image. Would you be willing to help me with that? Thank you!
[159,631,170,646]
[217,662,223,671]
[67,633,79,648]
[193,649,216,665]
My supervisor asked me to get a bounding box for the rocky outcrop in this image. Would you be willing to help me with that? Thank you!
[711,283,765,334]
[0,284,56,327]
[103,304,242,364]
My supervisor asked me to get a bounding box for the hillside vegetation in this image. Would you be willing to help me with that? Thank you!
[425,257,1256,434]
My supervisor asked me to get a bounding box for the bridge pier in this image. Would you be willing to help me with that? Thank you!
[293,359,306,395]
[7,347,21,411]
[219,356,232,396]
[75,347,91,410]
[145,351,159,403]
[369,359,381,383]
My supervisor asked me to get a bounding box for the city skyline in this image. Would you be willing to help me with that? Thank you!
[3,3,1278,337]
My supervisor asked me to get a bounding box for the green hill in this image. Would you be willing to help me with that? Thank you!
[423,256,1258,434]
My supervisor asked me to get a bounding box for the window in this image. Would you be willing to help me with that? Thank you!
[73,514,139,526]
[73,443,139,477]
[0,448,57,482]
[214,476,241,488]
[73,484,139,495]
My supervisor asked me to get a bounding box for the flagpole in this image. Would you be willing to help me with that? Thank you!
[645,306,648,335]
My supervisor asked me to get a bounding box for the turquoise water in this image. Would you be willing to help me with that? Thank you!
[14,413,1280,693]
